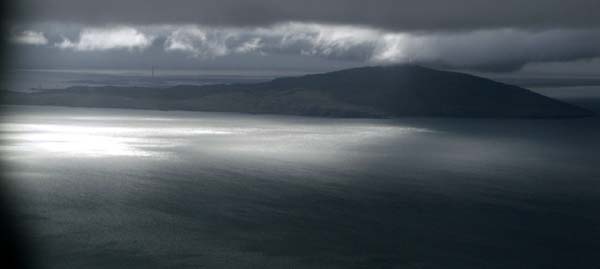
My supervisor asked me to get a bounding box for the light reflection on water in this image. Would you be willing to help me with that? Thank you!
[0,111,431,159]
[2,105,600,269]
[0,123,235,157]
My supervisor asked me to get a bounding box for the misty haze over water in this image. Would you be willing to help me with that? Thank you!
[1,69,301,92]
[1,105,600,268]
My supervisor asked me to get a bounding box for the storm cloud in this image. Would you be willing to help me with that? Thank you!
[15,0,600,32]
[10,30,47,45]
[55,27,154,51]
[10,23,600,72]
[6,1,600,73]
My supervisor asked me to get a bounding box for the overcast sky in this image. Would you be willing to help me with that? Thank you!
[6,0,600,75]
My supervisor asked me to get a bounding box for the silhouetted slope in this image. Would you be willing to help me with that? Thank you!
[4,65,594,118]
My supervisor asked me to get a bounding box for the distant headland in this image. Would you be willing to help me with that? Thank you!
[4,65,594,118]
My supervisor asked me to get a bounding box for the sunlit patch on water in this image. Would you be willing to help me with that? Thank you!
[0,108,433,160]
[222,126,432,157]
[0,123,234,158]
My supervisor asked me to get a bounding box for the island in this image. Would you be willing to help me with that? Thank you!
[3,65,594,118]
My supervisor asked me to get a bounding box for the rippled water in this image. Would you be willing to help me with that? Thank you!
[2,105,600,268]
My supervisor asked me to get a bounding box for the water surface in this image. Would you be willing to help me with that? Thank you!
[2,105,600,268]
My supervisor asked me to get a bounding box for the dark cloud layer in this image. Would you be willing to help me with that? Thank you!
[8,24,600,73]
[16,0,600,31]
[6,1,600,74]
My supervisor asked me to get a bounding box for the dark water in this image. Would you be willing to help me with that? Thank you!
[1,105,600,268]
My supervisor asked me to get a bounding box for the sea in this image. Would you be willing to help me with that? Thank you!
[1,69,600,268]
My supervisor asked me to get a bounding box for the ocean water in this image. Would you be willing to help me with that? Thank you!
[1,105,600,268]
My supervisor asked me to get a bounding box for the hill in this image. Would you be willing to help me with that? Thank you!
[4,65,594,118]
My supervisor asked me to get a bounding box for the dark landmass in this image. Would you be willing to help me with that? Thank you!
[3,65,594,118]
[557,98,600,114]
[495,77,600,88]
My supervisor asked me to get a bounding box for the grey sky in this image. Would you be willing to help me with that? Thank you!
[6,1,600,74]
[15,0,600,31]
